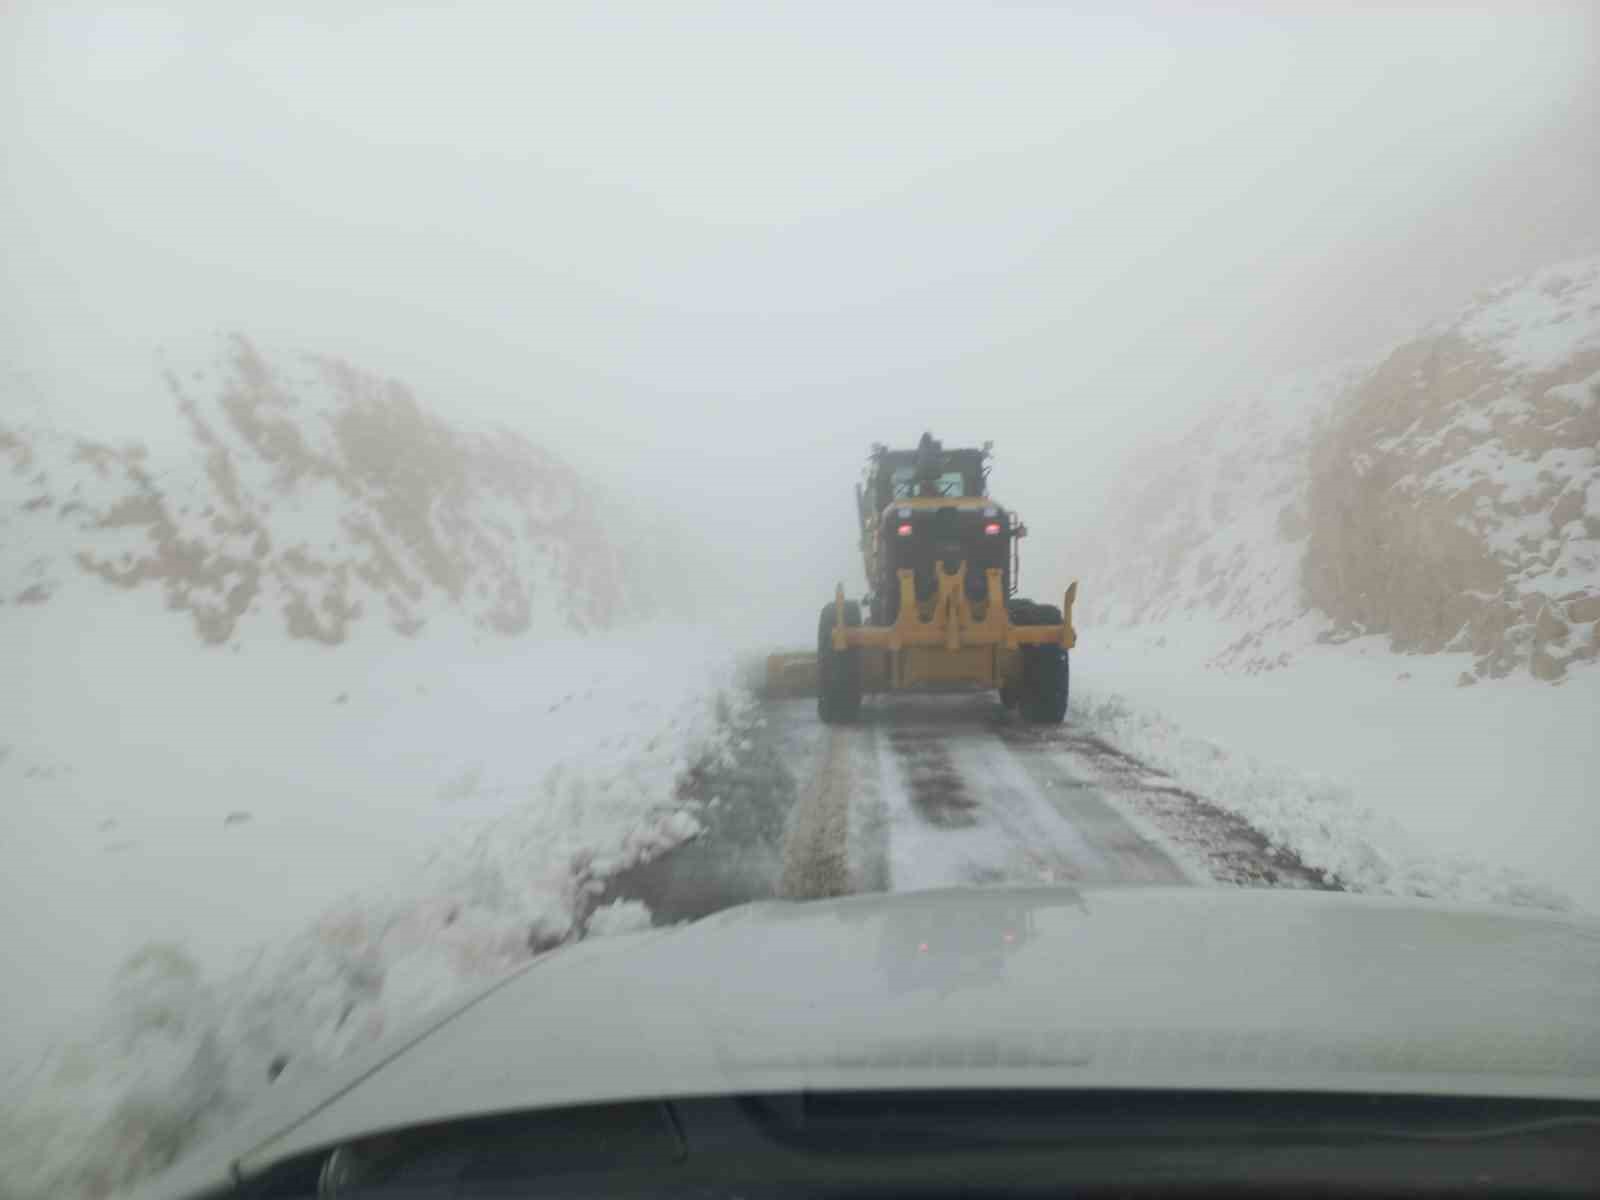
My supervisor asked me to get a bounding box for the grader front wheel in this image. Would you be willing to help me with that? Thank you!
[1013,601,1069,724]
[816,600,863,724]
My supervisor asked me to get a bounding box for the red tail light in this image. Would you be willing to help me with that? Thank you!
[984,521,1002,536]
[896,523,914,537]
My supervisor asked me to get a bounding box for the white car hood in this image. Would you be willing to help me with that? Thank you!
[134,885,1600,1198]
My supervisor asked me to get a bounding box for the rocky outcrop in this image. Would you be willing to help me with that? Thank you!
[1,335,648,644]
[1078,255,1600,683]
[1304,317,1600,681]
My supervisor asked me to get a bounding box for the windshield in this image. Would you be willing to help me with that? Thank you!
[3,5,1597,1199]
[890,467,970,499]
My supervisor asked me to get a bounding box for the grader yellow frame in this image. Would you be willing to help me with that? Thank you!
[765,566,1076,697]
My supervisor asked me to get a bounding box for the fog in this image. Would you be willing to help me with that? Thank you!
[4,2,1598,614]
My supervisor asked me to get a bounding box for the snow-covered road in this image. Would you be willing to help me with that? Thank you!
[603,692,1337,921]
[873,695,1192,889]
[6,621,1576,1200]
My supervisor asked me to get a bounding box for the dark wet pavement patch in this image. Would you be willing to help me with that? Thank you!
[886,726,979,829]
[595,709,799,924]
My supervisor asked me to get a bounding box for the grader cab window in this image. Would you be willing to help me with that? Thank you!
[891,468,969,499]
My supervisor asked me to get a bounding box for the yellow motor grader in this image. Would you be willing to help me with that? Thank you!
[767,434,1077,724]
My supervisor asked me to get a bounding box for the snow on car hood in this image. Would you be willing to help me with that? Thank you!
[134,885,1600,1198]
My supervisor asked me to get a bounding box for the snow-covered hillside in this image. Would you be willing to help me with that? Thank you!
[1068,254,1600,924]
[2,335,652,645]
[0,338,736,1198]
[1081,254,1600,683]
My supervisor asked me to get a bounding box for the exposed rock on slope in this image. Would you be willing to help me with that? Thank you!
[1304,261,1600,681]
[1,336,647,643]
[1080,255,1600,682]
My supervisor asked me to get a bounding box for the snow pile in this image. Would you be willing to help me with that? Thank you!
[1072,630,1598,914]
[1074,686,1570,912]
[0,623,751,1200]
[1078,253,1600,683]
[583,898,657,938]
[0,334,650,644]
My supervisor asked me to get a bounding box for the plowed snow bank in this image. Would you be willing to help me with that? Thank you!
[0,615,745,1200]
[1075,629,1589,912]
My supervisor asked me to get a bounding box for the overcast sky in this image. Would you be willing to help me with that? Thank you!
[4,2,1597,606]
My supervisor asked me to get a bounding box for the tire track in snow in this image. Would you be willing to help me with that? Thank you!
[602,691,1334,927]
[778,726,855,901]
[1002,724,1340,892]
[866,693,1188,891]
